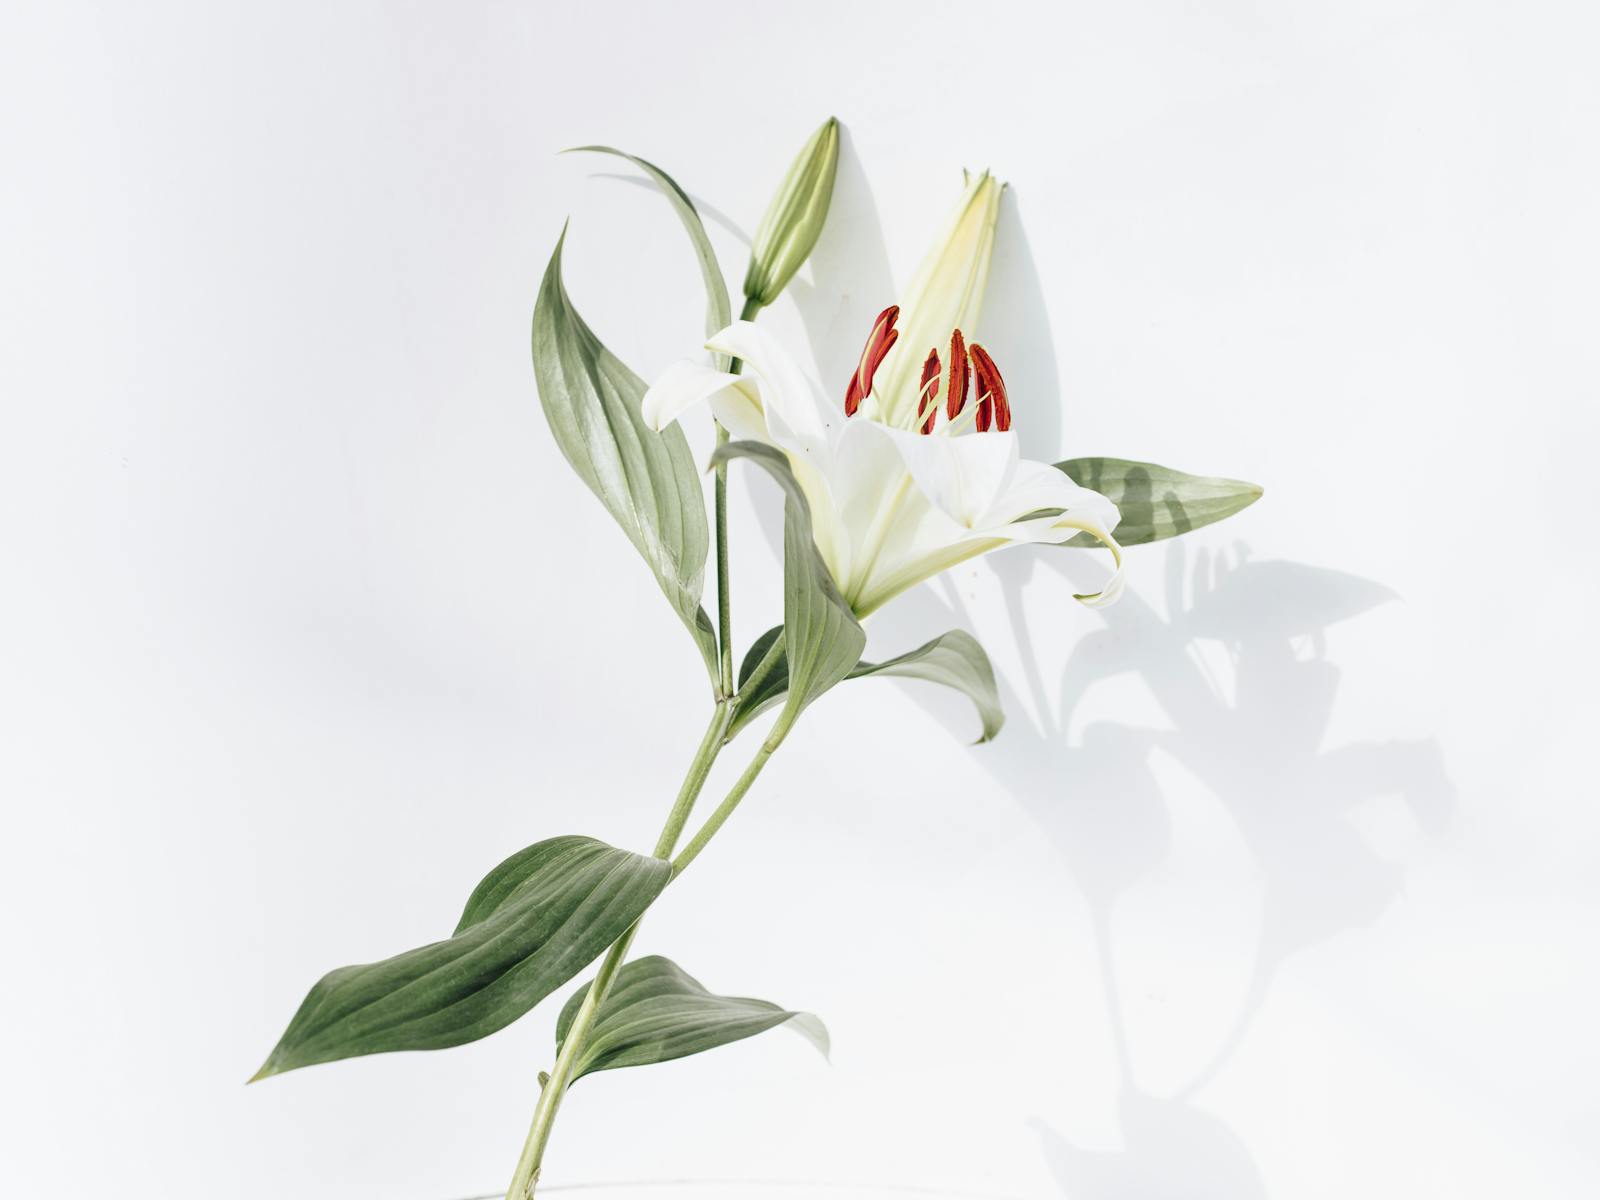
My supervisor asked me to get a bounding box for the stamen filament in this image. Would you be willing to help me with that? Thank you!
[940,401,980,437]
[915,347,942,434]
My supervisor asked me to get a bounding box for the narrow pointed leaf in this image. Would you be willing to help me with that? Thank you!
[1054,457,1262,547]
[534,231,718,679]
[711,441,864,740]
[556,955,828,1081]
[729,627,1003,743]
[253,837,671,1079]
[568,146,732,368]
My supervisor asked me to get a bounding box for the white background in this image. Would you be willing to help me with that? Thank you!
[4,2,1598,1197]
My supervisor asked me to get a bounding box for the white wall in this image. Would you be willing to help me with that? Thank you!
[4,2,1597,1197]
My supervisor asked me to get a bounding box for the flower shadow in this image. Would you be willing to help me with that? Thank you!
[881,542,1454,1197]
[703,135,1456,1194]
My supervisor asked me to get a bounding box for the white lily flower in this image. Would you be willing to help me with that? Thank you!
[641,176,1124,619]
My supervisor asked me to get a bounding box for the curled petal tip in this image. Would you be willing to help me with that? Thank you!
[1069,526,1125,608]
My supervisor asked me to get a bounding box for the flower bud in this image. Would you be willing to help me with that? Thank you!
[876,170,1005,428]
[741,117,841,311]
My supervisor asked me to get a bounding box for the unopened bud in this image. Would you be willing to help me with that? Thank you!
[876,171,1005,426]
[742,117,841,310]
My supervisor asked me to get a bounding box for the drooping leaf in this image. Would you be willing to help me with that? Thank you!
[533,231,718,679]
[253,837,671,1079]
[568,146,732,368]
[849,630,1004,742]
[728,626,1003,743]
[556,955,828,1082]
[710,441,864,741]
[1055,457,1262,547]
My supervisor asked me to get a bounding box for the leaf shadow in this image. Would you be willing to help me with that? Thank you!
[880,541,1455,1197]
[707,134,1455,1194]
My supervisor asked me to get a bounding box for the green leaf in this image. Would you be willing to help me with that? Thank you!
[710,441,865,741]
[1055,457,1263,547]
[533,230,718,679]
[556,955,828,1082]
[730,624,789,730]
[849,630,1005,742]
[568,146,732,367]
[728,626,1004,743]
[253,837,671,1080]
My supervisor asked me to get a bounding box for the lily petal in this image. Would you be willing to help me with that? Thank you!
[982,458,1121,534]
[845,449,1126,614]
[847,514,994,618]
[705,320,832,463]
[884,427,1018,530]
[980,458,1124,605]
[993,510,1123,606]
[641,360,743,432]
[707,378,768,443]
[1060,521,1124,607]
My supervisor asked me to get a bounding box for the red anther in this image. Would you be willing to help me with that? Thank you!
[844,372,864,417]
[968,343,1010,433]
[843,304,900,416]
[945,329,970,419]
[917,348,941,434]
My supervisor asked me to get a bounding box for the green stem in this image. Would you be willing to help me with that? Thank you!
[671,726,787,877]
[504,703,730,1200]
[713,423,733,699]
[505,924,635,1200]
[509,293,773,1198]
[713,294,765,700]
[650,704,734,858]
